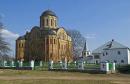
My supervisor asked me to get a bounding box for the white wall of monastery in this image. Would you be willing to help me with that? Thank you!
[100,48,130,65]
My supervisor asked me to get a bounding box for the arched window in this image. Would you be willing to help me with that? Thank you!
[51,19,53,26]
[50,39,53,44]
[54,39,56,44]
[19,43,21,47]
[55,20,57,27]
[46,19,49,26]
[22,44,24,47]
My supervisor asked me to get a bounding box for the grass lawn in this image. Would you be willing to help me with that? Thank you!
[0,70,129,84]
[0,80,114,84]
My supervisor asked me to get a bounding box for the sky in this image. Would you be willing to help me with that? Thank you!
[0,0,130,56]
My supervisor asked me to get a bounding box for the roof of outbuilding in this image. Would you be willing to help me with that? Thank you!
[92,40,129,54]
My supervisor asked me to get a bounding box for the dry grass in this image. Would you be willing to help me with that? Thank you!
[0,79,114,84]
[0,70,129,84]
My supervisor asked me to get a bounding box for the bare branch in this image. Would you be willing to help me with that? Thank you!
[67,29,86,60]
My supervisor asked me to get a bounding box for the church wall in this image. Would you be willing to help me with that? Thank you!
[16,40,26,61]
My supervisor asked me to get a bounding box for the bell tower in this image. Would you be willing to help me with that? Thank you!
[40,10,58,29]
[82,41,91,57]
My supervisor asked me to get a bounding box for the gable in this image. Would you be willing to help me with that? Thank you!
[92,40,129,54]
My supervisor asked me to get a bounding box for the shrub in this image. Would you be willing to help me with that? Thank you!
[116,64,130,74]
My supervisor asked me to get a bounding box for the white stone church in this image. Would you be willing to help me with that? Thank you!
[92,39,130,65]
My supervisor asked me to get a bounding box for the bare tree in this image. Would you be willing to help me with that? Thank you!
[0,19,11,61]
[67,29,86,60]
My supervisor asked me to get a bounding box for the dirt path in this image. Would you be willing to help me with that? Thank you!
[0,75,129,84]
[0,70,130,84]
[0,76,129,81]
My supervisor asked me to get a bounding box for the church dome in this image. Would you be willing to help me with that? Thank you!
[41,10,57,17]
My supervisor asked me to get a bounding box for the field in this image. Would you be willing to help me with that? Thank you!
[0,70,129,84]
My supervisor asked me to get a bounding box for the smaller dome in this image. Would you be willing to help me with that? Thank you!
[17,36,25,40]
[41,10,57,17]
[48,29,57,35]
[31,26,40,31]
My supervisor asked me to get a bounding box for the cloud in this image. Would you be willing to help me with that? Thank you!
[1,29,19,39]
[0,29,19,56]
[85,34,96,39]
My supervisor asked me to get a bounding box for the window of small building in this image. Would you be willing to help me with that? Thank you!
[96,60,98,64]
[118,51,121,55]
[106,52,108,55]
[121,60,124,63]
[84,52,86,56]
[114,60,117,63]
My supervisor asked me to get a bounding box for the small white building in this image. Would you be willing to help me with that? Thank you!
[81,41,94,63]
[92,39,130,65]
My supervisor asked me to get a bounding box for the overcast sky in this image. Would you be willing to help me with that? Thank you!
[0,0,130,56]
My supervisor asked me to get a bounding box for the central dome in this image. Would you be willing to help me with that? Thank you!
[41,10,57,17]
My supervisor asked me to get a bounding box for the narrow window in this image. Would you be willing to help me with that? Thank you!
[84,52,86,55]
[19,43,21,47]
[54,39,56,44]
[46,19,49,26]
[50,39,53,44]
[22,44,24,47]
[103,53,105,56]
[51,19,53,26]
[118,51,121,55]
[55,20,57,27]
[106,52,108,55]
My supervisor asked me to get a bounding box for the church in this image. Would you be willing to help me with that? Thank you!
[16,10,73,62]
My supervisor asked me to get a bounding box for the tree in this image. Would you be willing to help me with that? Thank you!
[0,19,11,61]
[67,29,86,60]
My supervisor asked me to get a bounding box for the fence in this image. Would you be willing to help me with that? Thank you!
[0,60,116,74]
